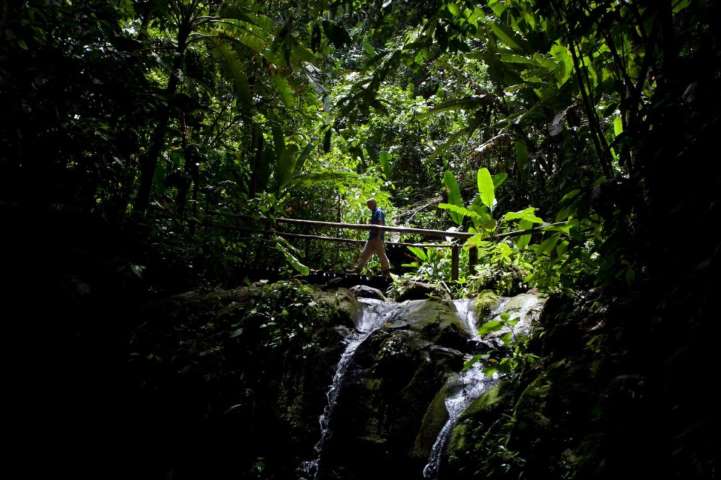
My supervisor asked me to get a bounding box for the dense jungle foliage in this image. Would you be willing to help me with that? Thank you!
[2,0,719,479]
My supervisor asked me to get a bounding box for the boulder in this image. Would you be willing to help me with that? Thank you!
[394,280,451,302]
[384,299,469,351]
[317,299,469,480]
[349,284,387,301]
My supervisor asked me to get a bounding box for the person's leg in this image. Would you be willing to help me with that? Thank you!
[374,240,391,276]
[353,241,374,272]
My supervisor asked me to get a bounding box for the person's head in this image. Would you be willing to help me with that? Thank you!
[366,198,377,211]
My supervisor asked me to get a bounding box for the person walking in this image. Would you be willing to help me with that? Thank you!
[352,198,391,277]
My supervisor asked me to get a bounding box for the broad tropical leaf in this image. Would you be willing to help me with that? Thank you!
[477,168,496,209]
[443,171,464,225]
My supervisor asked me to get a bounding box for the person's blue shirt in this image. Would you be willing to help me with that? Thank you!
[369,208,385,240]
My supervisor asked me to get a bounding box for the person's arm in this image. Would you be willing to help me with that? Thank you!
[369,210,382,237]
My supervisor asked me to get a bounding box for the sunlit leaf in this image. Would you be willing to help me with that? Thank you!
[380,151,393,179]
[488,23,525,52]
[443,171,464,225]
[550,42,573,87]
[407,246,428,262]
[478,319,504,335]
[503,207,543,224]
[477,168,495,208]
[516,220,533,249]
[275,238,310,276]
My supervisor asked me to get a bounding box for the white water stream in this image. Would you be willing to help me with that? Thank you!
[422,294,545,479]
[301,298,396,480]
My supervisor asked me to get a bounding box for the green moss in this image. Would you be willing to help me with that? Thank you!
[462,383,502,419]
[365,378,383,391]
[412,383,451,459]
[474,290,500,319]
[447,423,467,457]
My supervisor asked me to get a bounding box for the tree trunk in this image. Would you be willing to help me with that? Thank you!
[134,23,190,215]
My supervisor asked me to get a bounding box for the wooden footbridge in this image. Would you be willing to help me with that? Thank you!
[220,213,564,282]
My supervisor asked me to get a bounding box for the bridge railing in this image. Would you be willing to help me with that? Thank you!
[210,212,565,282]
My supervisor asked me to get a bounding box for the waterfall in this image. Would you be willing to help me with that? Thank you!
[301,298,395,480]
[422,293,545,480]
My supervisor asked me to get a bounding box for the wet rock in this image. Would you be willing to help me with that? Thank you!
[479,292,545,345]
[394,280,451,302]
[349,284,387,301]
[129,281,357,480]
[413,383,451,461]
[312,287,362,329]
[473,290,499,318]
[385,299,469,351]
[318,300,468,480]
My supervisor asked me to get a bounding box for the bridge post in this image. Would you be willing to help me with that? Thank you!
[451,245,459,282]
[468,246,478,276]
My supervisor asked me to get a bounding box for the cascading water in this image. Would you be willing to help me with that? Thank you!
[301,298,395,480]
[422,293,545,480]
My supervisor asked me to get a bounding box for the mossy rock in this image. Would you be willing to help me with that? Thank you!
[311,287,361,327]
[385,300,463,333]
[474,290,500,319]
[383,299,470,350]
[412,381,452,460]
[391,279,452,302]
[447,384,504,460]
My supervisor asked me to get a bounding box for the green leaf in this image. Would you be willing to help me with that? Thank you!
[276,143,299,190]
[440,203,476,219]
[407,246,428,262]
[294,141,314,175]
[470,197,497,230]
[379,151,393,179]
[275,238,310,276]
[673,0,690,14]
[271,74,295,108]
[443,171,464,225]
[290,171,359,187]
[503,207,544,224]
[495,242,512,259]
[488,23,525,52]
[426,95,493,115]
[467,7,485,26]
[499,53,535,65]
[492,172,508,188]
[613,115,623,137]
[447,3,460,16]
[538,235,560,255]
[487,0,507,17]
[478,319,504,336]
[477,168,495,209]
[556,239,569,256]
[559,189,581,204]
[514,140,528,166]
[464,233,491,250]
[516,220,533,249]
[210,40,252,110]
[549,41,573,87]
